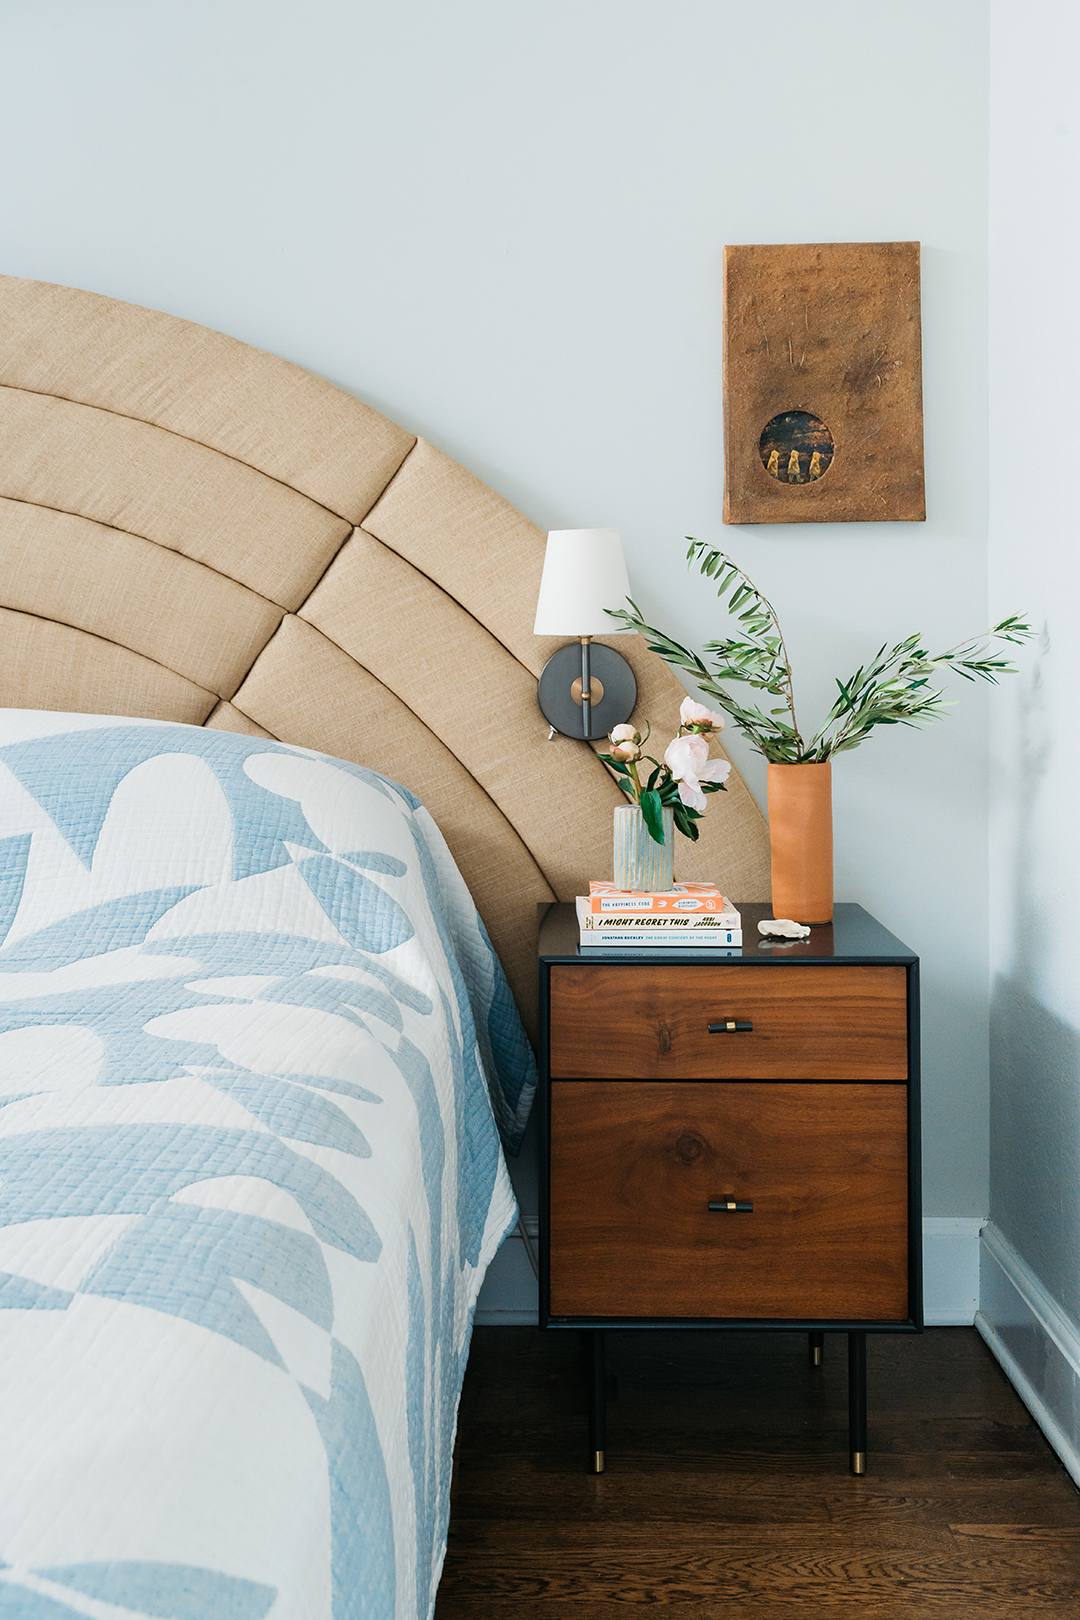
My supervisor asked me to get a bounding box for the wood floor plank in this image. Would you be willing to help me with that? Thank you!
[437,1557,1080,1609]
[440,1594,1080,1620]
[949,1525,1080,1541]
[444,1523,964,1556]
[441,1538,1080,1573]
[436,1597,1080,1619]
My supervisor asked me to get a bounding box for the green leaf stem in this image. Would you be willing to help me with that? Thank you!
[606,543,1033,765]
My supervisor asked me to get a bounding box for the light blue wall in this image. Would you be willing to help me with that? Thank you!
[988,1,1080,1310]
[1,0,991,1215]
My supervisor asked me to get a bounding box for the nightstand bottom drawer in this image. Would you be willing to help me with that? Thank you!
[548,1082,909,1321]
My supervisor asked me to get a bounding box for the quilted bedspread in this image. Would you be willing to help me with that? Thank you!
[0,712,534,1620]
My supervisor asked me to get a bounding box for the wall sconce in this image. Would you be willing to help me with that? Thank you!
[534,528,637,740]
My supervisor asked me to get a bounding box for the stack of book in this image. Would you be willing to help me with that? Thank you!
[576,882,742,952]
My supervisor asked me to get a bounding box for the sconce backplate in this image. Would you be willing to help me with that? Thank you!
[537,643,637,741]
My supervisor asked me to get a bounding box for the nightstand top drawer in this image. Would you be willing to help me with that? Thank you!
[548,961,908,1080]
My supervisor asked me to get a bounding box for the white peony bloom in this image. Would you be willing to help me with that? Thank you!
[664,734,709,777]
[665,736,731,811]
[677,778,708,812]
[698,758,732,785]
[609,723,639,744]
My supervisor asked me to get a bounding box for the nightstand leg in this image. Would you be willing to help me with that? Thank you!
[848,1330,867,1475]
[588,1330,606,1473]
[808,1331,825,1367]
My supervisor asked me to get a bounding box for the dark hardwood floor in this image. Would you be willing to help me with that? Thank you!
[435,1327,1080,1618]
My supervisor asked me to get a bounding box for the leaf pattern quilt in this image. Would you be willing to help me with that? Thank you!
[0,712,534,1620]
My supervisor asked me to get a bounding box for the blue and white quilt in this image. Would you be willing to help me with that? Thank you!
[0,712,535,1620]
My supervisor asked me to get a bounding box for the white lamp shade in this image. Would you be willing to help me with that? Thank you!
[533,529,632,636]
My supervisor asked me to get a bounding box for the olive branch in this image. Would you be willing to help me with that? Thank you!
[605,539,1033,765]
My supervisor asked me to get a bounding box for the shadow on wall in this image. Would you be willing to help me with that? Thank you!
[990,625,1080,1320]
[990,975,1080,1319]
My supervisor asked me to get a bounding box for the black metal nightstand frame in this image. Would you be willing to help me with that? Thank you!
[536,900,923,1476]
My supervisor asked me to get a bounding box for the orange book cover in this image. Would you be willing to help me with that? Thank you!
[587,881,729,915]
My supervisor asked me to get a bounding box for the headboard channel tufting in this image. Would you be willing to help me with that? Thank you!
[0,276,771,1038]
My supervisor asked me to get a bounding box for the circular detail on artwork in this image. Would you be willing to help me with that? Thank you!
[759,411,834,484]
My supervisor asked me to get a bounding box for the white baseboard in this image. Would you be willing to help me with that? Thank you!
[922,1216,983,1325]
[474,1218,539,1326]
[976,1221,1080,1490]
[476,1216,985,1329]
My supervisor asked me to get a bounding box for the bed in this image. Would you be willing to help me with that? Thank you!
[0,276,772,1619]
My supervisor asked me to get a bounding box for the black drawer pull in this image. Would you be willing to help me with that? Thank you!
[708,1199,754,1213]
[708,1020,753,1033]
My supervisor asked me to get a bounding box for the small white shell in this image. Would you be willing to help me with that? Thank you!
[758,917,811,939]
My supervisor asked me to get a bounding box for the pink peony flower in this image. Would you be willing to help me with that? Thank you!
[679,697,725,735]
[664,734,709,776]
[664,734,731,811]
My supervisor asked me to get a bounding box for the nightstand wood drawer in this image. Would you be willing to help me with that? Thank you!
[548,962,907,1080]
[548,1081,909,1321]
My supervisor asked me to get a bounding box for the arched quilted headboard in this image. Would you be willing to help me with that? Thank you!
[0,276,770,1038]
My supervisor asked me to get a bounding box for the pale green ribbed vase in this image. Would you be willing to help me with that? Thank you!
[613,804,674,892]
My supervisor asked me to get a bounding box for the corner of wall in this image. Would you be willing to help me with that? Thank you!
[977,1221,1080,1489]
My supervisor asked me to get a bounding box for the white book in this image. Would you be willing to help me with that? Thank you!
[578,938,743,954]
[583,916,743,934]
[576,899,742,948]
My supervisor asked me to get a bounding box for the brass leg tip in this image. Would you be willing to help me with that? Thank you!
[851,1451,866,1476]
[812,1348,822,1366]
[592,1450,605,1474]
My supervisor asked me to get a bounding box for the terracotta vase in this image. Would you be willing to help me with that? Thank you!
[613,804,675,892]
[766,762,833,924]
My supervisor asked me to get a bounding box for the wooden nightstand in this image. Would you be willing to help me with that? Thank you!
[537,900,922,1475]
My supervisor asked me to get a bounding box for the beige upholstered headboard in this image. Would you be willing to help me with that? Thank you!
[0,275,770,1039]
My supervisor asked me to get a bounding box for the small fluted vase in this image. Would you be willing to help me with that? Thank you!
[613,804,675,892]
[766,761,833,924]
